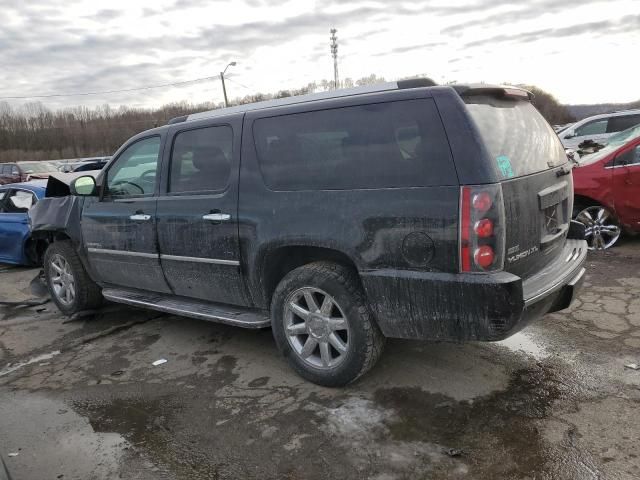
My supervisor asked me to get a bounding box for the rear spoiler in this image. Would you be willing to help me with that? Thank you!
[453,84,533,101]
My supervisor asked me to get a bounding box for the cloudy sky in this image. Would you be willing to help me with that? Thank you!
[1,0,638,110]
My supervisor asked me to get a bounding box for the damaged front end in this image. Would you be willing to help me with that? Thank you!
[27,172,98,264]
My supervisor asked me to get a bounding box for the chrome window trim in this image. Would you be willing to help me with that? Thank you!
[87,248,240,266]
[159,254,239,266]
[604,162,640,169]
[87,248,158,259]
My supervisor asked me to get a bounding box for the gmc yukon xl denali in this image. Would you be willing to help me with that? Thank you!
[35,80,587,386]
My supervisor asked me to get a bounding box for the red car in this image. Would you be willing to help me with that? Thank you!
[0,161,58,184]
[572,125,640,249]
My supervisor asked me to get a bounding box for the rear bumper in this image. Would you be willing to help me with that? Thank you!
[360,239,587,341]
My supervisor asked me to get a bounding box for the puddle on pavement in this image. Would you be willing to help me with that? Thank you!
[72,356,243,478]
[0,392,129,480]
[373,365,599,479]
[73,396,188,477]
[496,331,548,360]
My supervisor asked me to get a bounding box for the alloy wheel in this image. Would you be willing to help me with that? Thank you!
[284,287,350,369]
[576,206,621,250]
[49,254,76,305]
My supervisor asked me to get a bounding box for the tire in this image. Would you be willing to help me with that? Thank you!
[271,261,385,387]
[44,240,102,315]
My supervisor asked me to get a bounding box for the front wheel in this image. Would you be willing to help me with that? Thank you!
[44,241,102,315]
[271,262,385,387]
[574,205,621,250]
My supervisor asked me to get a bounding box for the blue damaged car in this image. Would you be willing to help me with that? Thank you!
[0,180,46,266]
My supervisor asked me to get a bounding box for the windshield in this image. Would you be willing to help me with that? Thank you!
[578,124,640,166]
[605,123,640,147]
[18,161,57,173]
[464,95,567,179]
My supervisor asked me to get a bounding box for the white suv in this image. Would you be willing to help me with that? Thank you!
[558,110,640,149]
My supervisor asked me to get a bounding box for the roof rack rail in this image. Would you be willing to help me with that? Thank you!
[181,78,438,124]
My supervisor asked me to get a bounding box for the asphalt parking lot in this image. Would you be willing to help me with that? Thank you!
[1,241,640,480]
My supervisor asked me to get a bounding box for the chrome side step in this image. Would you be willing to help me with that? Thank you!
[101,288,271,328]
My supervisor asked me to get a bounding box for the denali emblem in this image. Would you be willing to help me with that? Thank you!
[507,246,539,263]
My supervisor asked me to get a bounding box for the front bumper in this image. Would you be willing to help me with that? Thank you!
[360,239,587,341]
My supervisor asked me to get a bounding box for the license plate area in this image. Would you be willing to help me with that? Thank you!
[538,181,570,251]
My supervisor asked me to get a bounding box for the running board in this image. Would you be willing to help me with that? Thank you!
[101,288,271,328]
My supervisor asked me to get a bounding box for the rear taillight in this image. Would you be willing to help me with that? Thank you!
[459,184,506,273]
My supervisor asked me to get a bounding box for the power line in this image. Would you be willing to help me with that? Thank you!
[224,77,252,90]
[0,75,221,100]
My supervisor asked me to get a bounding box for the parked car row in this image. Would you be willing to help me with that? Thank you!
[57,157,110,173]
[0,157,109,187]
[0,161,59,184]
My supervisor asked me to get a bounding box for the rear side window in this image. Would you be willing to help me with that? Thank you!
[170,126,232,193]
[464,96,566,179]
[607,115,640,133]
[1,189,36,213]
[253,99,455,190]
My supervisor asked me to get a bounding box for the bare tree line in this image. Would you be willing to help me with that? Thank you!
[0,74,574,162]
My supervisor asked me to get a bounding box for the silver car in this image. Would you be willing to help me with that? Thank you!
[558,109,640,149]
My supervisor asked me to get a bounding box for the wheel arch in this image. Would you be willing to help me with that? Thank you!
[25,231,74,266]
[260,245,361,307]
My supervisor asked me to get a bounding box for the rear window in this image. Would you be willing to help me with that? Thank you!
[464,96,566,179]
[253,99,456,190]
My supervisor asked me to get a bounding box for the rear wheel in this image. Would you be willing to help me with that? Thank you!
[574,205,621,250]
[271,262,385,387]
[44,241,102,315]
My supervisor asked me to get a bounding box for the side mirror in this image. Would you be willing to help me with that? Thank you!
[564,131,575,139]
[70,175,97,196]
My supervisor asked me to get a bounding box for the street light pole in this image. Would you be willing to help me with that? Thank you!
[220,61,236,107]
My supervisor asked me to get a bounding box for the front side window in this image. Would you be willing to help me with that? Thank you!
[614,145,640,167]
[169,126,232,193]
[575,119,608,137]
[0,190,36,213]
[253,99,455,190]
[107,136,161,197]
[11,166,20,175]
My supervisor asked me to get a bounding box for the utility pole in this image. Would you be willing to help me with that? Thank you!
[220,61,236,107]
[330,29,339,90]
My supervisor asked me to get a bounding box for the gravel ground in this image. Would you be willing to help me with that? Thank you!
[1,239,639,479]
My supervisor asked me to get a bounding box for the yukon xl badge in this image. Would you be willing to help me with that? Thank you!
[507,245,539,264]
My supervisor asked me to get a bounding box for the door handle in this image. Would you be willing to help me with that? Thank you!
[129,214,151,221]
[202,213,231,222]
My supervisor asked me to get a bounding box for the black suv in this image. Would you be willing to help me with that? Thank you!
[35,80,587,386]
